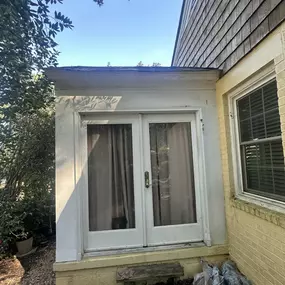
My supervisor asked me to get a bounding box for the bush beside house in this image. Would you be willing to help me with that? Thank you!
[0,111,55,256]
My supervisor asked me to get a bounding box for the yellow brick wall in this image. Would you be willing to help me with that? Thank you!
[217,22,285,285]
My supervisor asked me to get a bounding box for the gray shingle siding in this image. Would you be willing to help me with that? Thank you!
[172,0,285,73]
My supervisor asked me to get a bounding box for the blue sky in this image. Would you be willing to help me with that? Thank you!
[54,0,183,67]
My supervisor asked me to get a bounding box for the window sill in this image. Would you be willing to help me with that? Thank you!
[231,194,285,229]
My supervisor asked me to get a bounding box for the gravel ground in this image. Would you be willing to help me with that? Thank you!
[0,241,55,285]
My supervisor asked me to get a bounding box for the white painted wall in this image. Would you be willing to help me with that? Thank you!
[54,71,226,262]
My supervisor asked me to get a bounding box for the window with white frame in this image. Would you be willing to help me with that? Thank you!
[236,80,285,201]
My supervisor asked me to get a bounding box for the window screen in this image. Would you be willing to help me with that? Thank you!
[237,80,285,200]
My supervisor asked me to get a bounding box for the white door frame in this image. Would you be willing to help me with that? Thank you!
[79,114,144,252]
[142,113,203,246]
[76,109,211,252]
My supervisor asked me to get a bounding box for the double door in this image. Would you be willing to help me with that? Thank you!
[82,113,203,251]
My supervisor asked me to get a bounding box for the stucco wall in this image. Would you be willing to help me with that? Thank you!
[216,21,285,284]
[55,71,226,263]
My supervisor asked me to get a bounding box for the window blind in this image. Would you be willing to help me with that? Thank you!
[237,80,285,200]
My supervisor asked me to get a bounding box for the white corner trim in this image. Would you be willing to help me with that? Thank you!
[196,109,211,246]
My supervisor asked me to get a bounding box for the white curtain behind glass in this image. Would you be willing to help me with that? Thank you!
[87,125,135,231]
[149,122,196,226]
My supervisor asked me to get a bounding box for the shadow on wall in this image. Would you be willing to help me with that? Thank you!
[55,95,122,262]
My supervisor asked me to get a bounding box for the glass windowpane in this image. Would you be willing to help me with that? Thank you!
[264,81,278,111]
[250,90,263,116]
[149,122,197,226]
[265,110,281,137]
[240,119,252,142]
[252,115,265,139]
[87,124,135,231]
[238,80,285,200]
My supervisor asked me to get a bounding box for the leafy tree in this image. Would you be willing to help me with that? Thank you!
[0,0,105,196]
[0,0,105,245]
[137,61,162,67]
[0,0,104,116]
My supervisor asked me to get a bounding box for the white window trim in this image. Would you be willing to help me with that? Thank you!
[228,64,285,214]
[73,105,212,255]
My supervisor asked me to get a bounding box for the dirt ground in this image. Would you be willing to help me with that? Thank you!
[0,241,55,285]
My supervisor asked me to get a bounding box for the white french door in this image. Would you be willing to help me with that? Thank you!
[81,113,204,252]
[143,114,203,246]
[81,115,144,251]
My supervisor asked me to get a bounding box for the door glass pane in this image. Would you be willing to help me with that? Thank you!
[87,124,135,231]
[149,122,197,226]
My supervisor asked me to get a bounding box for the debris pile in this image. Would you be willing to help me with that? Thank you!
[193,260,252,285]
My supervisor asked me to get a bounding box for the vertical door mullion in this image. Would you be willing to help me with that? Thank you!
[138,114,147,246]
[142,117,154,245]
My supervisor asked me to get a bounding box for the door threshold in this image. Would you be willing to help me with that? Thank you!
[83,242,206,258]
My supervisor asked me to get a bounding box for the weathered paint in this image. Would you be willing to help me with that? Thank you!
[54,71,226,270]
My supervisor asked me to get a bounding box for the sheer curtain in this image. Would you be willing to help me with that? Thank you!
[87,124,135,231]
[150,122,196,226]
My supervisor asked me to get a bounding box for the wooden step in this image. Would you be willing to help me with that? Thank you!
[116,262,184,283]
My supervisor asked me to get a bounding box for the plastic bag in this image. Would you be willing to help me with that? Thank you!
[202,260,213,284]
[193,259,252,285]
[193,260,224,285]
[222,260,252,285]
[193,272,206,285]
[212,266,224,285]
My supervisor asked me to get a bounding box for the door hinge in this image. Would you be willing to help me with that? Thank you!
[200,119,205,132]
[144,171,150,188]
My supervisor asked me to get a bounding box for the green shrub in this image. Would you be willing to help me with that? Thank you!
[0,110,55,253]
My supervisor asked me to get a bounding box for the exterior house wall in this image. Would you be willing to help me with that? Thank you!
[216,22,285,284]
[172,0,285,73]
[53,71,228,284]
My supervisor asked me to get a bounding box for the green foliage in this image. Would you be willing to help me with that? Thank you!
[0,190,53,245]
[1,110,55,198]
[0,110,55,249]
[0,1,71,196]
[137,62,162,67]
[0,0,104,117]
[0,199,31,243]
[0,0,107,252]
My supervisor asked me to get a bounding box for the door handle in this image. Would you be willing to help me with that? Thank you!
[145,171,150,188]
